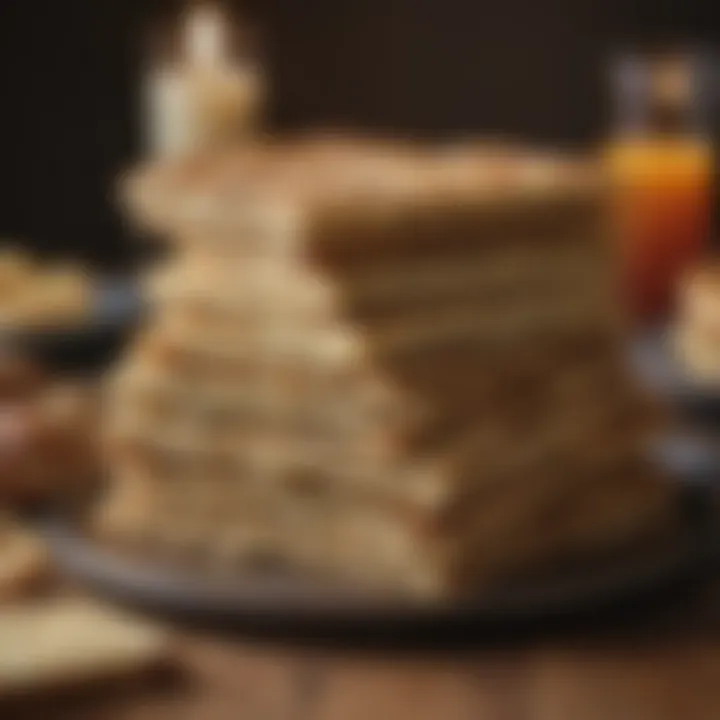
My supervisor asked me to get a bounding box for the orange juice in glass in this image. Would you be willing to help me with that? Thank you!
[606,51,712,323]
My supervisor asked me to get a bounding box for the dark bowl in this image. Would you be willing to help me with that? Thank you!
[3,278,143,375]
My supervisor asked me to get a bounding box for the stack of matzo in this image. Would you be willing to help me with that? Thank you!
[98,138,675,598]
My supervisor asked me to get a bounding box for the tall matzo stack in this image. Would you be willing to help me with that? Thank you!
[98,138,674,599]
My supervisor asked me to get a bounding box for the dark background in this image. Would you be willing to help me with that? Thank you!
[0,0,714,270]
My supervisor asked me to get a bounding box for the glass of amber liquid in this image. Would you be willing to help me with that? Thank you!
[606,49,712,323]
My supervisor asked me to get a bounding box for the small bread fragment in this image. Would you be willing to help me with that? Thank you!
[0,597,170,697]
[0,516,48,601]
[0,248,91,330]
[674,260,720,382]
[0,247,34,301]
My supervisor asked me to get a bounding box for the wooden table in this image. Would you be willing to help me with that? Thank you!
[8,583,720,720]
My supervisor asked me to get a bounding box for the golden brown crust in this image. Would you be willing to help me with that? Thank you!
[121,137,605,239]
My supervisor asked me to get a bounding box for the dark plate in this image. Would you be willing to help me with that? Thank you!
[39,461,720,643]
[2,278,143,374]
[633,330,720,427]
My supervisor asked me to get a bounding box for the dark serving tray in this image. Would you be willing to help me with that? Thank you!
[38,452,720,644]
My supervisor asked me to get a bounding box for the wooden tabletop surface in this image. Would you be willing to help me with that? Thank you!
[6,582,720,720]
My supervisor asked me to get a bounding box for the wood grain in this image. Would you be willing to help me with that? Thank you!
[6,587,720,720]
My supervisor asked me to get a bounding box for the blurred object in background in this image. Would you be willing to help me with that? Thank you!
[0,514,49,602]
[0,245,91,332]
[0,348,99,508]
[673,259,720,384]
[606,48,713,324]
[0,241,143,375]
[143,1,265,159]
[0,347,44,401]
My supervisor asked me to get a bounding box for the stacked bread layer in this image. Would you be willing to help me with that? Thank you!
[100,141,675,598]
